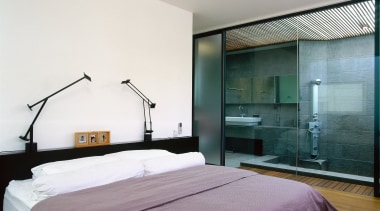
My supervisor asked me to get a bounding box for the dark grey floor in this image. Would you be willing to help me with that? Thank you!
[224,151,372,184]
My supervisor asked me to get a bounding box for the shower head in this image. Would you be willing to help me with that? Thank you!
[312,79,322,85]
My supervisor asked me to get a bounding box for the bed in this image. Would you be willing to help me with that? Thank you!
[3,149,337,211]
[4,153,336,211]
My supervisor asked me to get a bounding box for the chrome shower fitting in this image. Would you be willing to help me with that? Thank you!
[312,79,322,85]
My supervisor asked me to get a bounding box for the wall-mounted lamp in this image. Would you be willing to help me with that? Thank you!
[121,79,155,142]
[19,73,92,153]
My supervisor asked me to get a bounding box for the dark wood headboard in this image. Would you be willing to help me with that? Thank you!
[0,136,198,210]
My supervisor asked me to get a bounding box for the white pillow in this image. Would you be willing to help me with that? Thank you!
[31,156,118,178]
[31,150,173,178]
[32,159,144,201]
[104,149,174,161]
[144,152,205,176]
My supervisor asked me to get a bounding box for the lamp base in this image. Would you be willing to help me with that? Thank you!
[25,142,37,153]
[144,133,152,142]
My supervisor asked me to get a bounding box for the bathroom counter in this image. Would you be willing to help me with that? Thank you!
[254,125,297,129]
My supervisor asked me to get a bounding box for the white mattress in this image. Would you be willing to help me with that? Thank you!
[3,179,40,211]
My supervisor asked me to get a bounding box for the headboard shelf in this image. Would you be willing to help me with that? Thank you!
[0,136,199,210]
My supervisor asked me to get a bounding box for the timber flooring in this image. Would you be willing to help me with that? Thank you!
[240,166,380,211]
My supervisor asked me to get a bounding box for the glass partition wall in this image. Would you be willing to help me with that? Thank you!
[194,34,224,165]
[375,0,380,197]
[224,0,376,187]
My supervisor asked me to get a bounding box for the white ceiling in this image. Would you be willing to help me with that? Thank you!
[160,0,349,34]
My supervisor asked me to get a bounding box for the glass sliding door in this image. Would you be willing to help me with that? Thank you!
[223,13,299,170]
[193,33,224,165]
[294,2,376,195]
[224,42,299,170]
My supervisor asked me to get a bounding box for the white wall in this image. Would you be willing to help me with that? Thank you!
[0,0,193,151]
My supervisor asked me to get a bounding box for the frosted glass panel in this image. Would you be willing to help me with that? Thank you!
[193,34,223,165]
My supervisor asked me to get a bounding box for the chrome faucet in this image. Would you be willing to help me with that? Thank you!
[238,105,245,117]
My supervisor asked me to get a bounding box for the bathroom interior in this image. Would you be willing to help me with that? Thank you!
[224,0,375,184]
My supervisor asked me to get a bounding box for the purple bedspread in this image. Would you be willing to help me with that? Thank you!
[32,165,337,211]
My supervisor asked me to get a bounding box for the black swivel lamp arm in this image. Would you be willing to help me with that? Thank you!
[121,79,155,142]
[20,72,92,153]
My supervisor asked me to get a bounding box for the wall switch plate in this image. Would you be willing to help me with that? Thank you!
[178,122,182,134]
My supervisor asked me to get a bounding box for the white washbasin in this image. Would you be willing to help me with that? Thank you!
[225,116,262,126]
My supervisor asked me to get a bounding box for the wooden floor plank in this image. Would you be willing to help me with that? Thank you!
[363,187,374,196]
[343,184,355,193]
[310,177,323,186]
[335,182,349,191]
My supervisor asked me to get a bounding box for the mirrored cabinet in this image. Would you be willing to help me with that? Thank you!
[251,76,275,104]
[275,75,297,104]
[226,75,297,104]
[226,78,251,104]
